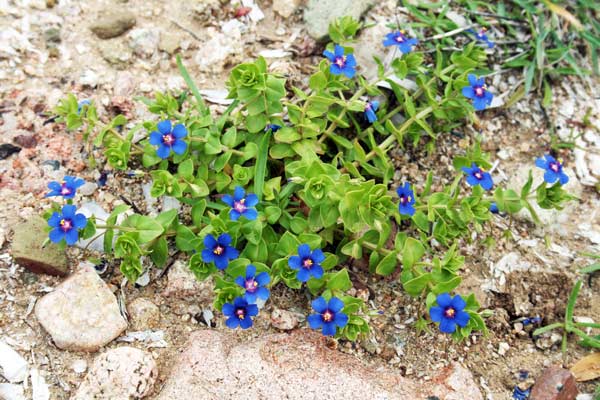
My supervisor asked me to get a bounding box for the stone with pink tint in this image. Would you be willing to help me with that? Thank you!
[156,330,482,400]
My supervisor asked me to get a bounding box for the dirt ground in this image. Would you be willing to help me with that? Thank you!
[1,0,599,399]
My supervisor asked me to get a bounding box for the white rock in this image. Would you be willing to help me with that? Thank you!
[80,69,99,87]
[73,347,157,399]
[0,383,25,400]
[0,341,28,383]
[75,202,110,252]
[198,89,233,105]
[30,369,49,400]
[128,28,160,58]
[162,196,180,212]
[71,359,87,374]
[241,0,264,22]
[34,266,128,352]
[497,342,509,356]
[78,181,97,196]
[194,28,242,74]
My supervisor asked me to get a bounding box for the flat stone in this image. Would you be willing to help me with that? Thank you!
[158,32,180,54]
[90,10,136,39]
[128,298,160,331]
[270,308,299,330]
[73,347,157,399]
[35,266,128,352]
[0,341,28,383]
[156,330,482,399]
[11,216,68,276]
[304,0,376,40]
[530,366,578,400]
[98,39,132,69]
[128,28,160,58]
[163,260,213,303]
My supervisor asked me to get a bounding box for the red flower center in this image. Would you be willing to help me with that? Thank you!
[213,245,224,255]
[302,258,313,268]
[444,307,456,318]
[162,133,175,146]
[59,218,73,232]
[244,278,258,293]
[322,310,333,322]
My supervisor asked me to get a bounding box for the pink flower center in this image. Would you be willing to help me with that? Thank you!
[59,218,73,232]
[233,198,246,213]
[444,307,456,318]
[162,133,175,146]
[474,87,485,97]
[400,194,411,205]
[302,258,313,269]
[395,33,406,43]
[322,310,333,322]
[474,170,483,180]
[236,308,245,320]
[60,183,72,196]
[334,56,346,68]
[549,162,560,172]
[213,245,224,255]
[245,278,258,293]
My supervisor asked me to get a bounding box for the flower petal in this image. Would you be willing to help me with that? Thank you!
[451,295,466,311]
[288,255,301,270]
[322,322,337,336]
[310,264,324,280]
[544,170,558,184]
[242,208,258,221]
[245,264,256,278]
[48,212,62,228]
[229,210,241,221]
[233,186,245,201]
[296,268,310,282]
[344,54,357,68]
[333,44,345,58]
[311,297,327,313]
[311,249,325,263]
[149,131,162,145]
[455,311,470,327]
[307,314,323,329]
[204,234,217,248]
[467,74,478,86]
[201,249,215,263]
[559,172,569,185]
[172,124,187,138]
[323,50,335,61]
[172,140,187,155]
[218,233,232,246]
[73,213,88,229]
[214,256,228,270]
[334,312,348,328]
[256,287,270,301]
[65,228,79,245]
[225,317,240,329]
[156,144,171,159]
[328,297,344,313]
[225,246,239,260]
[342,66,356,79]
[246,304,259,317]
[244,292,257,304]
[255,271,270,286]
[439,318,457,333]
[222,194,234,207]
[245,193,259,207]
[222,303,234,316]
[297,244,311,258]
[480,173,494,190]
[49,228,64,243]
[535,157,548,169]
[239,316,253,329]
[157,120,172,134]
[436,293,452,308]
[234,276,245,288]
[429,306,443,323]
[461,86,475,99]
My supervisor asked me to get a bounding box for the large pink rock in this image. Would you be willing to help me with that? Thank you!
[156,330,483,400]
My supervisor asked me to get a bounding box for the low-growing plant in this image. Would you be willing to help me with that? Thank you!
[44,16,575,341]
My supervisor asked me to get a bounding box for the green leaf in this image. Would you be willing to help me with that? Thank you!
[155,209,178,229]
[254,130,270,202]
[149,236,168,267]
[175,225,198,252]
[402,237,425,269]
[177,159,194,181]
[125,215,164,243]
[375,251,399,276]
[403,273,432,297]
[327,269,352,292]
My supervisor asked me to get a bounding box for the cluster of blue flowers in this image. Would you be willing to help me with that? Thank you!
[222,264,270,329]
[45,176,88,246]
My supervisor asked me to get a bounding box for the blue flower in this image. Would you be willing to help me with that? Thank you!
[429,293,470,334]
[48,204,88,245]
[461,163,493,190]
[535,154,569,185]
[364,101,379,123]
[469,28,494,48]
[77,99,91,115]
[512,386,531,400]
[396,182,416,216]
[489,202,499,214]
[222,186,258,221]
[149,120,188,159]
[323,44,357,79]
[307,296,349,336]
[235,264,270,304]
[288,244,325,282]
[45,176,85,199]
[383,31,419,54]
[461,74,493,111]
[201,233,239,270]
[222,296,259,329]
[265,124,282,133]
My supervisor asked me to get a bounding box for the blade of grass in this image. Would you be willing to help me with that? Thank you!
[254,131,270,202]
[176,55,207,113]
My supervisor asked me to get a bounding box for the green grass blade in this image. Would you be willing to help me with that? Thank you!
[254,131,270,202]
[176,55,207,113]
[565,280,582,323]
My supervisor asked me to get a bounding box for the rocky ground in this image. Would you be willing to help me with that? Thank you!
[1,0,599,399]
